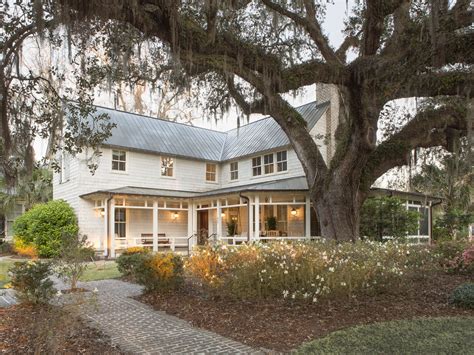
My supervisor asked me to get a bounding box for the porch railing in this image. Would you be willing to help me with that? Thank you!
[132,236,190,251]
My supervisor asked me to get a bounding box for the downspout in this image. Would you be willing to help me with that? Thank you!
[104,194,113,258]
[239,193,250,242]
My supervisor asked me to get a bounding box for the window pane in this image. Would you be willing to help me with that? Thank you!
[264,154,274,174]
[252,157,261,167]
[161,157,174,176]
[253,166,261,176]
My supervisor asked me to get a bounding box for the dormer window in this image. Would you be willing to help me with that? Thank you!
[112,150,126,171]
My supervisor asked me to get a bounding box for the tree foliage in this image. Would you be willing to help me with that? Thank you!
[17,0,474,240]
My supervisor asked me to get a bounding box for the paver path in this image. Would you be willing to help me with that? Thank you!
[56,279,260,354]
[0,289,18,307]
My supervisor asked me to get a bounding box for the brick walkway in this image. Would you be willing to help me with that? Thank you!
[56,279,260,354]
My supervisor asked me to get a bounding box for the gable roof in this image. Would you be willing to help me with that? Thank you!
[96,100,329,162]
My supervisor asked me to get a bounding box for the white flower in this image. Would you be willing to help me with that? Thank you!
[341,282,347,287]
[284,270,288,274]
[93,287,99,293]
[261,269,266,273]
[56,290,62,297]
[313,297,318,303]
[283,290,289,298]
[329,267,335,272]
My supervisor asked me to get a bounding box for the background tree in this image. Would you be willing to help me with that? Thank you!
[412,140,473,239]
[51,0,473,240]
[360,196,420,241]
[0,0,114,188]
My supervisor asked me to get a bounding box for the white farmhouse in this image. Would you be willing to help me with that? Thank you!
[53,84,434,256]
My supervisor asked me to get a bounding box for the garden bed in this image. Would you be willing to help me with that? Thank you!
[0,304,126,354]
[138,272,474,352]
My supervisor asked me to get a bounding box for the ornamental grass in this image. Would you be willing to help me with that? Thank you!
[186,240,437,302]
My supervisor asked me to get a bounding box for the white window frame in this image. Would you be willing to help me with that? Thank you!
[206,163,217,182]
[230,162,238,180]
[264,153,274,174]
[59,152,70,183]
[112,150,127,172]
[161,156,174,177]
[276,150,288,172]
[252,157,262,176]
[114,208,127,239]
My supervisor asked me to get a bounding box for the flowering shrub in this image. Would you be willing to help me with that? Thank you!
[9,261,55,304]
[186,241,436,302]
[123,246,150,255]
[13,238,38,259]
[434,239,474,274]
[134,253,184,292]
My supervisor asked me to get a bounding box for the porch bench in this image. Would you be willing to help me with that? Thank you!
[139,233,169,246]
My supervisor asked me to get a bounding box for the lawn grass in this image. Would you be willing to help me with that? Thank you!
[0,259,19,288]
[1,259,121,288]
[79,261,121,282]
[298,317,474,354]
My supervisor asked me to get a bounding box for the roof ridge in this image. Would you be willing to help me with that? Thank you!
[94,104,228,136]
[224,100,327,133]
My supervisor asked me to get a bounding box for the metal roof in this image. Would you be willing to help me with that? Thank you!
[93,101,329,162]
[80,186,200,199]
[80,176,309,200]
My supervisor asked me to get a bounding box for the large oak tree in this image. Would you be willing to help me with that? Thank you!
[54,0,472,241]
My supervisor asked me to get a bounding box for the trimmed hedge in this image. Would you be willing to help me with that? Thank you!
[13,200,79,258]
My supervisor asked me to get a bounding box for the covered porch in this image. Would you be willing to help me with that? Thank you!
[81,184,318,257]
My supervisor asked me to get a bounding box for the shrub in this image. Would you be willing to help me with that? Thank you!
[116,247,150,276]
[134,253,184,292]
[186,241,436,302]
[9,261,56,304]
[13,238,38,259]
[13,200,79,258]
[434,239,474,274]
[449,283,474,309]
[55,234,95,290]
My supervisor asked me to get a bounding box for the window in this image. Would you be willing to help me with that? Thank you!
[230,162,238,180]
[264,153,274,174]
[277,150,287,172]
[252,157,262,176]
[114,208,126,239]
[112,150,126,171]
[206,163,217,182]
[161,156,174,177]
[59,152,70,183]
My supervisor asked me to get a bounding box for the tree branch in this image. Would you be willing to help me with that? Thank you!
[363,104,469,187]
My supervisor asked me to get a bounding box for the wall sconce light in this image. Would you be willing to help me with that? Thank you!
[172,212,179,219]
[221,212,226,218]
[100,209,105,217]
[290,208,297,216]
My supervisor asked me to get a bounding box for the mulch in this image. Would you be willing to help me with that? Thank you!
[138,272,474,352]
[0,304,126,354]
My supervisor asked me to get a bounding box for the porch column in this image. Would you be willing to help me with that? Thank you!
[103,198,108,257]
[305,196,311,237]
[153,201,158,252]
[254,195,260,240]
[216,199,222,239]
[187,201,193,237]
[109,199,116,258]
[248,196,254,240]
